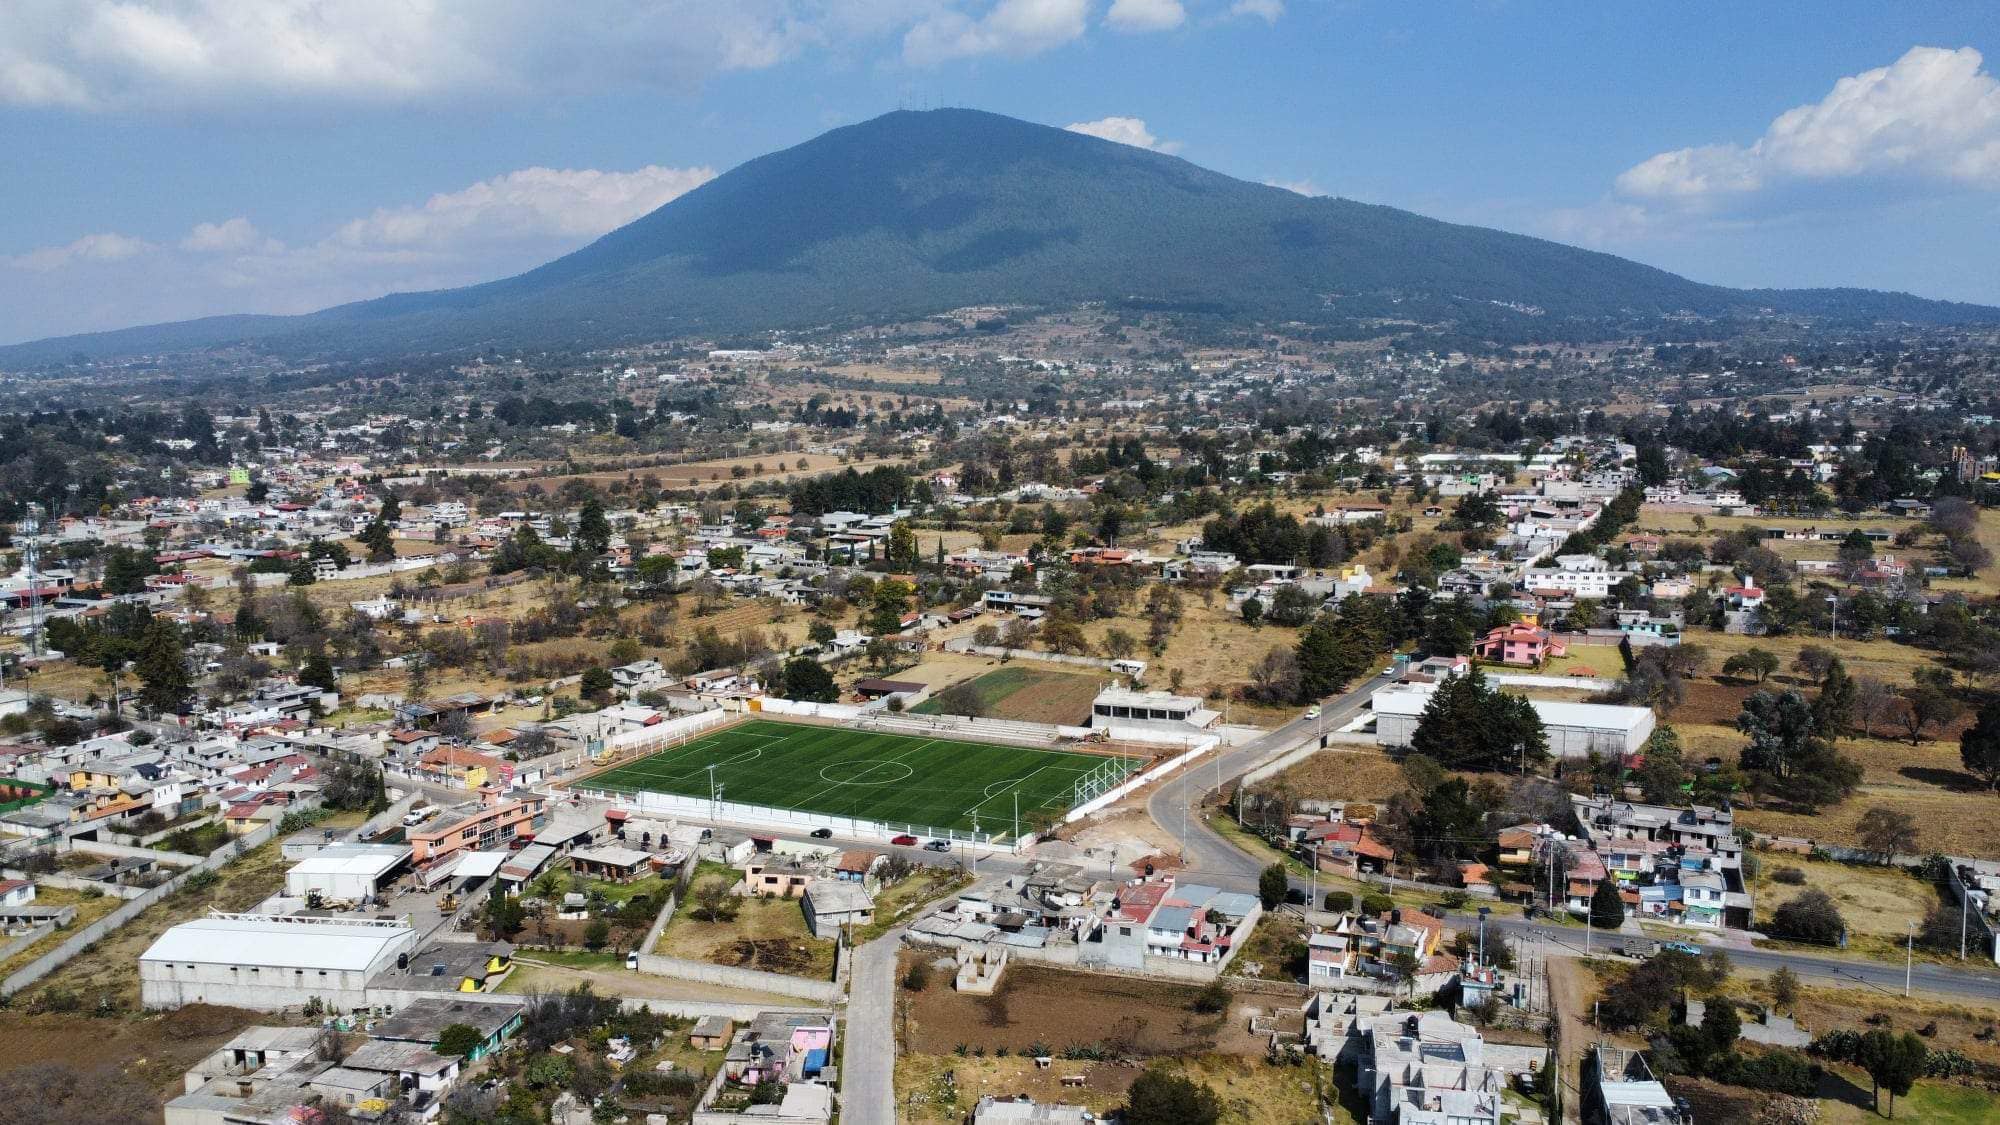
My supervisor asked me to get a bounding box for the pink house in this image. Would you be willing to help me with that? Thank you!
[1474,624,1566,666]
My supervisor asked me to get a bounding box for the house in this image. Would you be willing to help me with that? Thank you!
[971,1095,1095,1124]
[1087,687,1217,732]
[1589,1045,1691,1125]
[802,879,874,938]
[369,996,525,1062]
[566,844,653,882]
[409,787,547,867]
[832,849,882,886]
[1473,623,1566,666]
[0,879,35,908]
[690,1015,735,1051]
[743,856,816,899]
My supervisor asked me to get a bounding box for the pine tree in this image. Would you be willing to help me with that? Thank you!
[300,650,337,692]
[1813,656,1856,738]
[1588,878,1625,929]
[135,619,193,714]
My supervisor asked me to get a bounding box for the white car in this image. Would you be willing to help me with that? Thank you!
[1304,705,1321,720]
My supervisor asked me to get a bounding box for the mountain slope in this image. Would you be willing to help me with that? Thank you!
[6,109,1996,364]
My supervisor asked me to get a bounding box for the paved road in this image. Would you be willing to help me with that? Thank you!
[1484,915,2000,1001]
[1136,675,2000,1004]
[1146,673,1386,890]
[844,930,902,1124]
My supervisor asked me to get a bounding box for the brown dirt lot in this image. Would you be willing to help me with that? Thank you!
[1256,747,1410,805]
[0,1003,264,1103]
[896,1052,1334,1125]
[894,957,1268,1058]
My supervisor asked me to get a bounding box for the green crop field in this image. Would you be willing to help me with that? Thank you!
[580,718,1135,839]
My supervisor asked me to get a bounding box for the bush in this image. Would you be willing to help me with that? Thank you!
[901,961,931,992]
[1772,866,1807,885]
[1360,893,1395,915]
[1324,891,1354,912]
[1768,889,1846,945]
[1191,980,1230,1014]
[1439,890,1470,911]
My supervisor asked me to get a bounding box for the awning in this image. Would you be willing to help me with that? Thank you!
[454,851,508,880]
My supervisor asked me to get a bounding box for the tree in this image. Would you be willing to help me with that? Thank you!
[1722,647,1779,682]
[778,657,838,703]
[1122,1067,1221,1125]
[360,517,396,563]
[1894,685,1961,745]
[1700,997,1742,1057]
[1791,645,1835,684]
[1406,777,1488,870]
[1636,726,1688,804]
[1855,806,1918,863]
[934,681,988,717]
[1855,1029,1927,1117]
[580,666,614,702]
[299,649,337,692]
[583,918,611,950]
[436,1023,484,1058]
[1768,964,1800,1013]
[1813,656,1856,738]
[1102,628,1137,661]
[1257,863,1288,910]
[1588,879,1625,929]
[573,498,611,560]
[1409,667,1547,771]
[1735,690,1819,780]
[1239,596,1264,626]
[1768,889,1845,945]
[1961,700,2000,791]
[134,618,193,714]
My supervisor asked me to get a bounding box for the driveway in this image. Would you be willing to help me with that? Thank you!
[843,930,902,1123]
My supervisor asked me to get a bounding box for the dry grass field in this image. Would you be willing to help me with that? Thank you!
[650,864,834,979]
[1750,855,1939,940]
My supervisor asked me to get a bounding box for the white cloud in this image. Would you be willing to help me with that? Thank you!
[330,165,717,252]
[1617,45,2000,207]
[1264,178,1325,197]
[1226,0,1283,22]
[1106,0,1185,34]
[181,217,280,254]
[903,0,1091,65]
[0,162,715,341]
[0,1,922,109]
[1065,115,1182,153]
[7,231,154,271]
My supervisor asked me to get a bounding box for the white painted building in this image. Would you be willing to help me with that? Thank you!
[140,912,416,1010]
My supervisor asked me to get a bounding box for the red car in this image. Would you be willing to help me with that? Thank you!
[890,834,918,846]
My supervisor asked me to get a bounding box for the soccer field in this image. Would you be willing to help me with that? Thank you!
[580,719,1134,838]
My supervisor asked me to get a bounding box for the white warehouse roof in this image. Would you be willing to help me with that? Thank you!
[1371,683,1653,731]
[288,844,409,880]
[141,913,414,972]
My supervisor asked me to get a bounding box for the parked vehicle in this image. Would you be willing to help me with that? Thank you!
[1620,938,1661,959]
[1304,705,1321,720]
[924,839,951,852]
[891,834,918,846]
[1660,940,1703,957]
[810,828,834,839]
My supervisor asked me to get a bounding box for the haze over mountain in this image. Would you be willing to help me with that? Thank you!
[7,108,1996,366]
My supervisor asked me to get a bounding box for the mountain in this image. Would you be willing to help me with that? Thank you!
[7,108,1997,365]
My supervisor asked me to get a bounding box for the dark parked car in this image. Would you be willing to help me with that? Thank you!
[810,828,834,839]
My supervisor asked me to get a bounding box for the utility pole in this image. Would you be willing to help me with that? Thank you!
[1962,886,1970,961]
[1906,919,1916,997]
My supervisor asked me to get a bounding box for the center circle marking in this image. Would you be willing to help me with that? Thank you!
[818,761,914,786]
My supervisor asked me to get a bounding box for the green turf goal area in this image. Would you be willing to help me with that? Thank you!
[579,718,1136,839]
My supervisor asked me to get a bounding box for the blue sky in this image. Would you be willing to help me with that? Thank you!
[3,1,1999,343]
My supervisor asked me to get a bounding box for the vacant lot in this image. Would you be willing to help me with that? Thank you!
[913,665,1105,726]
[651,864,834,979]
[0,885,123,978]
[895,957,1268,1058]
[895,1052,1335,1125]
[0,1004,262,1103]
[1752,855,1939,941]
